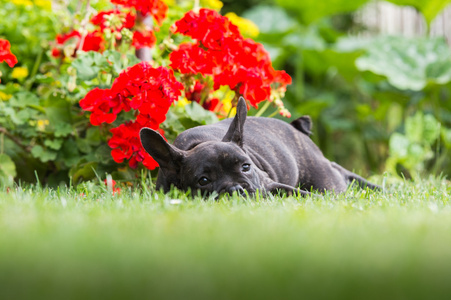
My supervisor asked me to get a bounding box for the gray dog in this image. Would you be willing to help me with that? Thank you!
[140,97,380,196]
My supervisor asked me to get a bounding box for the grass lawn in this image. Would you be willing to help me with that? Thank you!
[1,177,451,299]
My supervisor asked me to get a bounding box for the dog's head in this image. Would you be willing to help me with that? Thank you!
[140,97,263,196]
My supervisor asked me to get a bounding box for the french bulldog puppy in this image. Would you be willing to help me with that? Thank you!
[140,97,380,197]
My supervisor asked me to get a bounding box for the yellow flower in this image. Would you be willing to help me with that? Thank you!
[11,67,29,80]
[0,91,12,101]
[162,0,176,6]
[12,0,51,9]
[221,98,235,117]
[200,0,223,10]
[225,12,259,38]
[11,0,33,6]
[37,120,49,131]
[34,0,51,10]
[176,97,191,107]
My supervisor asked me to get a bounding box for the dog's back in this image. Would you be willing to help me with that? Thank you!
[173,116,348,191]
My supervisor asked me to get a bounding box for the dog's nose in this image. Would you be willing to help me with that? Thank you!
[228,185,246,196]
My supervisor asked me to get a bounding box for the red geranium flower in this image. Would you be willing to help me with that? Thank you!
[79,88,118,126]
[80,62,183,170]
[170,8,292,108]
[108,121,160,169]
[185,80,222,112]
[0,38,18,68]
[91,9,136,32]
[82,30,105,52]
[52,30,104,58]
[132,30,156,49]
[170,43,215,75]
[111,0,168,25]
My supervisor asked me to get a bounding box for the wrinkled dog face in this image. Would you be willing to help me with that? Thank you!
[179,142,262,196]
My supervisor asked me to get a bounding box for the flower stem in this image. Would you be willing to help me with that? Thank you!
[24,49,43,91]
[267,109,279,118]
[254,100,271,117]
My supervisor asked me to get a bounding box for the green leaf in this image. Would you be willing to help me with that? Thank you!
[242,5,297,34]
[76,138,91,154]
[9,91,39,108]
[54,123,73,137]
[3,107,27,125]
[44,139,64,150]
[59,138,81,167]
[86,127,101,146]
[386,0,451,25]
[407,143,427,164]
[354,36,451,90]
[405,112,440,145]
[405,112,423,144]
[163,109,187,135]
[44,93,73,137]
[0,153,16,186]
[31,145,58,162]
[95,145,114,163]
[183,102,219,126]
[102,50,123,75]
[423,114,441,144]
[72,51,105,81]
[389,132,410,158]
[276,0,369,24]
[125,53,141,68]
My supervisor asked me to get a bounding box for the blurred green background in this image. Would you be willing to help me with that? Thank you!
[222,0,451,180]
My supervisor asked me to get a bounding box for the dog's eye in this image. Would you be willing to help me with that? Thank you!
[242,163,251,172]
[198,177,211,186]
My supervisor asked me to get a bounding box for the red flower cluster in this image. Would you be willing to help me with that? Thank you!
[52,2,163,57]
[132,30,156,49]
[51,30,105,58]
[90,9,136,32]
[0,38,18,68]
[111,0,168,25]
[185,80,221,112]
[80,62,183,169]
[170,9,292,107]
[91,8,156,50]
[108,121,160,169]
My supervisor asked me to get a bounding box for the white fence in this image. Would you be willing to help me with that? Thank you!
[357,1,451,44]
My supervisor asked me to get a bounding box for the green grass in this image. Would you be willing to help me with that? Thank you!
[1,177,451,299]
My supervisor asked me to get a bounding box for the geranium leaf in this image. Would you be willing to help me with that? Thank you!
[31,145,57,162]
[354,36,451,90]
[44,139,64,150]
[184,102,219,125]
[72,51,104,81]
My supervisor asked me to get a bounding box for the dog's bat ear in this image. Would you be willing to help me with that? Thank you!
[291,115,313,136]
[140,128,185,170]
[222,96,247,147]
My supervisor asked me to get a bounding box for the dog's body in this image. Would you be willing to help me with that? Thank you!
[140,97,380,196]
